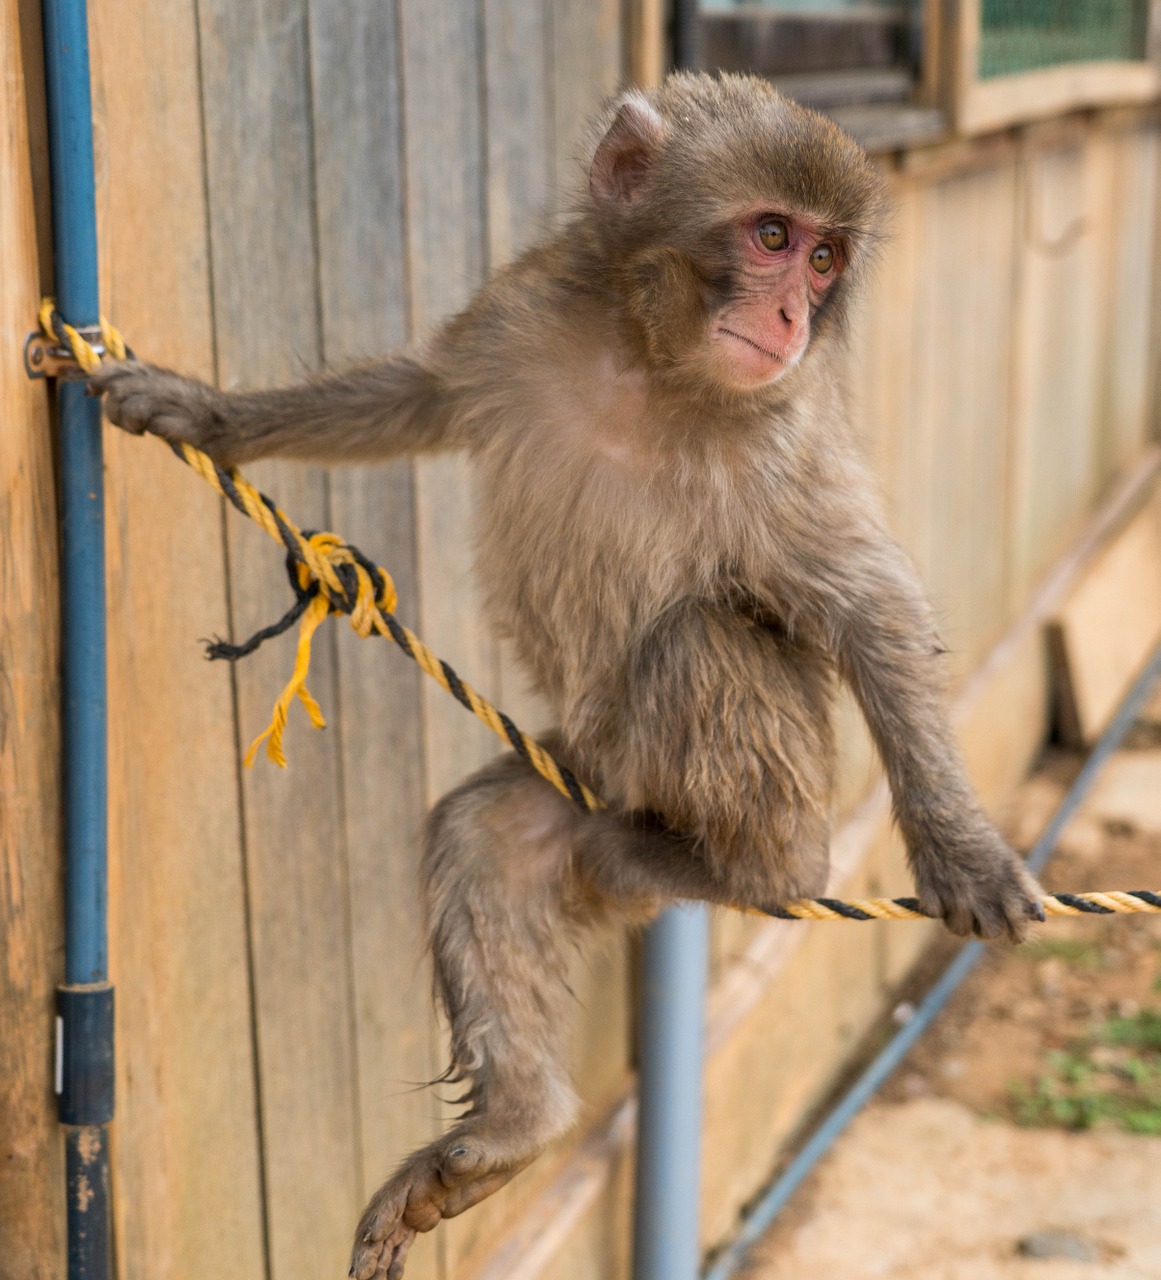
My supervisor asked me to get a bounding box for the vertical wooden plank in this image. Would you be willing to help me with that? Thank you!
[485,0,558,751]
[550,0,623,204]
[849,173,935,608]
[1007,136,1104,607]
[627,0,666,89]
[197,3,361,1277]
[484,0,554,269]
[1096,123,1160,483]
[307,5,442,1280]
[86,0,268,1275]
[400,0,499,807]
[922,162,1018,675]
[0,7,66,1273]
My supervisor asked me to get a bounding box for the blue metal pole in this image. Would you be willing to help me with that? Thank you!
[631,25,708,1280]
[633,902,710,1280]
[41,1,113,1275]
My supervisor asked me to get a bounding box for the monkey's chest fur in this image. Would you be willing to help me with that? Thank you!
[469,362,838,887]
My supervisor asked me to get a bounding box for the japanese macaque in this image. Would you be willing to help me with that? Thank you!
[92,72,1043,1280]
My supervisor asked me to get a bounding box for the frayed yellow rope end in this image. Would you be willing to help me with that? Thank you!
[243,592,331,768]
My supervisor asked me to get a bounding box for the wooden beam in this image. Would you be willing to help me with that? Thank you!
[961,62,1161,137]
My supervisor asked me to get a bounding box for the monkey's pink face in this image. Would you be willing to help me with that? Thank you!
[710,212,843,389]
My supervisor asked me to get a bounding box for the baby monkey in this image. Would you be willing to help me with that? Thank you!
[93,72,1043,1280]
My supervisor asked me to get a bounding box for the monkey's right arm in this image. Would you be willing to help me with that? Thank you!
[786,518,1044,942]
[90,352,460,467]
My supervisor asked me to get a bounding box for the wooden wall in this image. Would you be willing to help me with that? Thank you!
[1,6,1159,1279]
[1,6,64,1278]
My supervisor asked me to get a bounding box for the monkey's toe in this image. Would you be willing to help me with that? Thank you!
[349,1139,523,1279]
[349,1223,414,1280]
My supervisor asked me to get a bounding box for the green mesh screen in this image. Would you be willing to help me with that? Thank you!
[980,1,1148,78]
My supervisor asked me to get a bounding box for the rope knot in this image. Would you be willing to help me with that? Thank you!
[231,531,398,766]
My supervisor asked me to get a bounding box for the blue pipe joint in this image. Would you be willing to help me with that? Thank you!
[58,984,114,1126]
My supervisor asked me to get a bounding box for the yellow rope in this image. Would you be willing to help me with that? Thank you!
[42,299,1161,925]
[243,589,330,767]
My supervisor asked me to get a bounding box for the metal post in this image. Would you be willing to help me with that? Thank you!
[633,902,710,1280]
[631,20,708,1279]
[41,1,113,1276]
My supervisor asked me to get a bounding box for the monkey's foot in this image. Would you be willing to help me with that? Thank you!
[349,1139,524,1280]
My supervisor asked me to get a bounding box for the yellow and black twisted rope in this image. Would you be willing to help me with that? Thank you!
[38,300,598,805]
[762,890,1161,921]
[41,299,1161,925]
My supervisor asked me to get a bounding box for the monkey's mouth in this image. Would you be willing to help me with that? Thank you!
[718,326,783,364]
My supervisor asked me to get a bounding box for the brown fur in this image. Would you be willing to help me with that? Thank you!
[91,73,1042,1279]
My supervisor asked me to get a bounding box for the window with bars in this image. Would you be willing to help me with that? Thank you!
[979,0,1149,79]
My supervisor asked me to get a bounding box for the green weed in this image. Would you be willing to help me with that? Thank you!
[1008,1008,1161,1134]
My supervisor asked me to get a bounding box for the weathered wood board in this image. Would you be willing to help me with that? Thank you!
[308,8,442,1280]
[196,4,362,1279]
[1006,133,1106,607]
[0,8,66,1275]
[88,0,269,1275]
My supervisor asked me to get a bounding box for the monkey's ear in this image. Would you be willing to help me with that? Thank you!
[589,96,667,205]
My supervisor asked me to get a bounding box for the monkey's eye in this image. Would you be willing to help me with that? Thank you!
[810,243,835,275]
[756,219,789,252]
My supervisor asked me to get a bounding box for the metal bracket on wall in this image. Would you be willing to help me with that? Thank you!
[24,325,104,380]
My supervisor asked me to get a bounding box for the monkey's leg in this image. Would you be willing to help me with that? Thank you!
[350,762,597,1280]
[570,601,838,906]
[350,712,852,1277]
[348,744,779,1280]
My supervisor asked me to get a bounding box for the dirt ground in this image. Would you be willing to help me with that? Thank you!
[746,689,1161,1280]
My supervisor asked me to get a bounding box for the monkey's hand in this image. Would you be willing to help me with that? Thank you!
[910,815,1044,943]
[89,360,235,460]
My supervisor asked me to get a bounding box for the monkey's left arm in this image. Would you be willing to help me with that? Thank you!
[90,349,465,467]
[789,523,1044,942]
